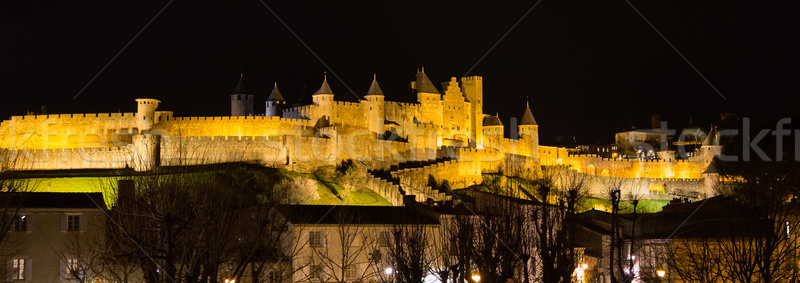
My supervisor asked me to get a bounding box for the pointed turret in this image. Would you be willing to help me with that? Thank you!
[231,71,254,116]
[314,73,334,95]
[268,82,285,101]
[233,71,248,94]
[265,81,285,117]
[312,72,335,123]
[365,74,384,96]
[520,101,537,126]
[483,113,503,127]
[414,67,440,94]
[364,74,385,135]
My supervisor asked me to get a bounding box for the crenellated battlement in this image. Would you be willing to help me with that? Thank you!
[9,112,137,121]
[333,101,362,107]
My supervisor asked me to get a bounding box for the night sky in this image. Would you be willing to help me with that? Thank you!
[2,0,798,144]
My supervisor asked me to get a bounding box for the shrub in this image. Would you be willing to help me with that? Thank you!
[276,177,320,203]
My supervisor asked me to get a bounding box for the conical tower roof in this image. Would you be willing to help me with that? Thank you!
[520,101,537,126]
[313,73,334,95]
[233,71,248,94]
[415,67,440,94]
[483,113,503,127]
[365,74,384,96]
[268,82,285,101]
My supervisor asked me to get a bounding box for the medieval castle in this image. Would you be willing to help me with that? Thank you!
[0,69,721,205]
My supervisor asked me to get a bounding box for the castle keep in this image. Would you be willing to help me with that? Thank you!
[0,69,720,204]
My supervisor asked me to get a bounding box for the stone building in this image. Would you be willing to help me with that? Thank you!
[1,192,112,282]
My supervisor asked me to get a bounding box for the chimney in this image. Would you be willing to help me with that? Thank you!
[651,115,661,130]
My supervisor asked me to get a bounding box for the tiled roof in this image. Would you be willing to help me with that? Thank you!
[313,73,334,95]
[279,205,439,225]
[414,68,440,94]
[483,114,503,126]
[520,101,537,126]
[233,71,247,94]
[365,74,384,96]
[268,82,285,101]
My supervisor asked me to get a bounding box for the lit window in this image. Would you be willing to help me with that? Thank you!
[62,258,82,280]
[344,265,357,279]
[12,215,27,231]
[67,215,81,231]
[309,231,324,248]
[11,258,25,280]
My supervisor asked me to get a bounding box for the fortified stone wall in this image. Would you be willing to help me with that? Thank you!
[384,101,420,139]
[0,113,138,149]
[329,101,367,129]
[155,116,312,137]
[391,159,483,191]
[546,166,710,201]
[0,147,132,170]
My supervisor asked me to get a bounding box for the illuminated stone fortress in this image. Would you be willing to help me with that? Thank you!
[0,69,719,205]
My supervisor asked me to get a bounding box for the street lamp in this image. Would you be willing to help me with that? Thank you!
[657,269,666,278]
[385,267,393,276]
[471,274,481,282]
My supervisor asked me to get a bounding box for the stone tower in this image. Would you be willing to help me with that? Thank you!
[412,68,443,126]
[461,76,484,148]
[265,82,285,117]
[312,73,334,126]
[518,100,539,159]
[135,98,160,132]
[364,74,385,136]
[482,114,504,150]
[230,72,254,116]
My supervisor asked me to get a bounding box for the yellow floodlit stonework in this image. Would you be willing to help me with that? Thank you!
[0,70,719,203]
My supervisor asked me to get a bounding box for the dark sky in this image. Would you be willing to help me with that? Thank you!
[2,0,798,144]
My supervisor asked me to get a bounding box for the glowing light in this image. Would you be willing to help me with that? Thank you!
[471,274,481,282]
[224,280,235,283]
[581,264,588,270]
[657,269,666,278]
[385,267,393,275]
[575,265,585,282]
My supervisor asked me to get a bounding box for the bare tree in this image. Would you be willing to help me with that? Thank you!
[386,221,433,282]
[307,209,377,282]
[534,166,588,283]
[105,164,266,283]
[665,160,800,282]
[227,184,309,283]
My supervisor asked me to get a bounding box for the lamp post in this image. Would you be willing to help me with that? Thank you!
[657,269,666,283]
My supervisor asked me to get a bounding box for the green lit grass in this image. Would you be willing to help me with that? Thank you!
[579,196,669,213]
[18,167,391,207]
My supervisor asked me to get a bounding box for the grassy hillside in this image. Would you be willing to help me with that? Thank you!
[13,165,392,207]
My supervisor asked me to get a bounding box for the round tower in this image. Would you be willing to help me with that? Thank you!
[135,98,160,132]
[364,74,385,136]
[518,100,539,158]
[482,114,504,149]
[230,72,254,116]
[312,73,335,125]
[265,82,286,117]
